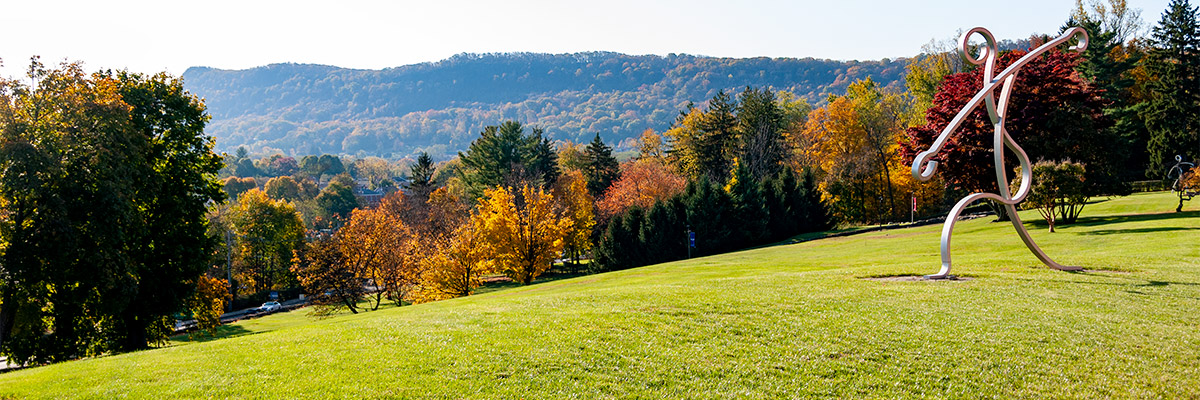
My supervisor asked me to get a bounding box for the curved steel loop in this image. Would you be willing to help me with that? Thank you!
[912,27,1088,279]
[912,27,1089,182]
[958,27,997,67]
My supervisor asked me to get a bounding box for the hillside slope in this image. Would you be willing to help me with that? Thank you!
[2,192,1198,398]
[182,52,908,158]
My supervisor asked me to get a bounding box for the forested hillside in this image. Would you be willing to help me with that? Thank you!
[183,52,908,158]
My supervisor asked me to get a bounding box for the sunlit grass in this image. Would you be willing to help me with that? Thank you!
[1,191,1197,398]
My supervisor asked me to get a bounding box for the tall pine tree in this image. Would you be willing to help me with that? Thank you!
[698,90,740,182]
[458,121,559,199]
[1143,0,1200,175]
[737,87,789,181]
[582,133,620,197]
[407,151,436,199]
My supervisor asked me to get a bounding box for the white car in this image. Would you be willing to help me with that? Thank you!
[258,301,282,313]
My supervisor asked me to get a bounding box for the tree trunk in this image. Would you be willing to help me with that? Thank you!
[0,286,16,353]
[121,311,149,352]
[988,201,1010,222]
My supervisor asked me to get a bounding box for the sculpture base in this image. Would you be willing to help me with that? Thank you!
[922,274,959,280]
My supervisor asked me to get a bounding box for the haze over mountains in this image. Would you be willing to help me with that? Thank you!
[182,52,909,159]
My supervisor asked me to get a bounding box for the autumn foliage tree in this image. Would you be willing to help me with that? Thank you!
[902,48,1119,207]
[222,176,258,201]
[596,159,687,221]
[800,80,922,224]
[187,276,232,335]
[419,224,493,300]
[552,170,596,267]
[293,236,365,315]
[229,189,306,294]
[337,206,419,309]
[472,184,571,285]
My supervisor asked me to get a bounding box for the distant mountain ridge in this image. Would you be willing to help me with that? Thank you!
[183,51,910,159]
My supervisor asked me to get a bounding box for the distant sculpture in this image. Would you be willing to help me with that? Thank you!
[1168,155,1197,212]
[910,27,1089,279]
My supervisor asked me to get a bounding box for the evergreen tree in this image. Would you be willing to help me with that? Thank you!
[593,208,645,272]
[1065,3,1151,180]
[683,177,734,256]
[583,133,620,197]
[1143,0,1200,175]
[458,121,559,199]
[407,151,436,199]
[800,168,833,232]
[619,207,648,268]
[697,90,740,182]
[764,167,799,241]
[736,87,788,180]
[724,158,767,247]
[640,198,687,265]
[523,127,561,188]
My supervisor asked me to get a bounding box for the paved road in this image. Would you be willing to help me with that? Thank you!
[175,297,308,333]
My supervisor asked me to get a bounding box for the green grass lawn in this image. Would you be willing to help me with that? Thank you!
[1,191,1198,399]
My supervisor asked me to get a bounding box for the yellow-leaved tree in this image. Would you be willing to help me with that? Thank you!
[473,184,572,285]
[552,170,595,268]
[228,189,306,294]
[418,224,493,301]
[797,78,932,223]
[186,275,231,336]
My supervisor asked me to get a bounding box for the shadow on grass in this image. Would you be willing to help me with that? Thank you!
[1013,274,1200,292]
[1019,210,1199,233]
[170,324,256,344]
[473,268,592,295]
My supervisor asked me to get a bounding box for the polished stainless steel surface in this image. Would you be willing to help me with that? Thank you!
[910,27,1089,279]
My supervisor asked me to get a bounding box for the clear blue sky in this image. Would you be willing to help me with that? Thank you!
[0,0,1173,79]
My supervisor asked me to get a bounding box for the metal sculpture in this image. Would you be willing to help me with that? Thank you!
[910,27,1089,279]
[1168,155,1197,212]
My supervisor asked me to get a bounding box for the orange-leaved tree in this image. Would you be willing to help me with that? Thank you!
[338,206,419,309]
[473,184,571,285]
[595,159,687,222]
[186,275,231,336]
[293,235,366,315]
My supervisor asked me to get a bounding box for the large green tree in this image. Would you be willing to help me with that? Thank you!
[1142,0,1200,174]
[1066,0,1152,179]
[108,70,226,351]
[457,121,559,199]
[0,61,223,363]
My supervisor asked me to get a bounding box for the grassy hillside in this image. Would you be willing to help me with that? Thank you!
[2,192,1198,398]
[183,53,908,158]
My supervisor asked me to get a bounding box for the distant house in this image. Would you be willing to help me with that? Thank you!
[354,185,384,208]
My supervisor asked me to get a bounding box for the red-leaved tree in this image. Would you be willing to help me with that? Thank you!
[901,47,1117,196]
